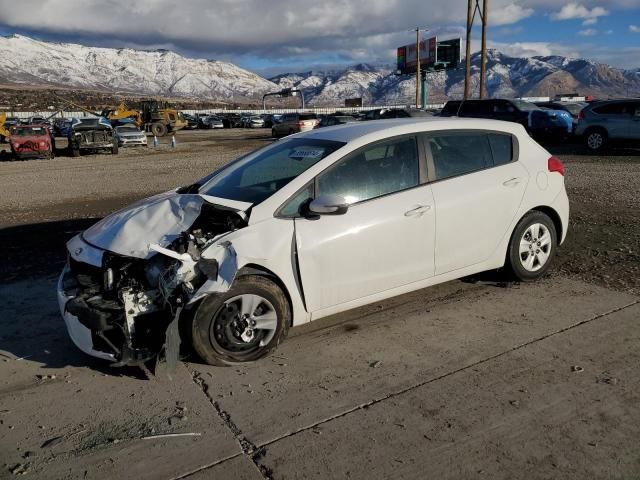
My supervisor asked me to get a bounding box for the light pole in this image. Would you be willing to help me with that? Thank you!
[413,27,428,108]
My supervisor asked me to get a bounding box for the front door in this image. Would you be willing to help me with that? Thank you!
[295,136,436,314]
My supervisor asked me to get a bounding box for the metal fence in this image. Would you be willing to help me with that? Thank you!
[5,104,447,119]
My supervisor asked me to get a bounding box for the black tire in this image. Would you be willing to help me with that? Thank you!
[506,211,557,281]
[584,128,607,152]
[70,145,80,157]
[151,122,168,137]
[191,275,290,366]
[271,128,278,138]
[111,142,119,155]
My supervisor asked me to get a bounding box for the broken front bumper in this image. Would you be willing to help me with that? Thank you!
[57,265,116,362]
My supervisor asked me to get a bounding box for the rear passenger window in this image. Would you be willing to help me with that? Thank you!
[428,133,493,180]
[488,133,513,166]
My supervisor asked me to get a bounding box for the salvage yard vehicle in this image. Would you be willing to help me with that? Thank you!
[9,124,54,159]
[441,99,572,139]
[114,125,148,147]
[68,117,118,156]
[271,112,318,137]
[58,118,569,367]
[574,99,640,151]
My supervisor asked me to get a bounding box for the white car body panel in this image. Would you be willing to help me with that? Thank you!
[294,185,436,312]
[431,162,528,275]
[58,117,570,360]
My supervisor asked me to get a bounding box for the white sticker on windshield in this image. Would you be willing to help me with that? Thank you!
[289,148,325,159]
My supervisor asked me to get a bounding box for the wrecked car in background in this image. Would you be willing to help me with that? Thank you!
[9,124,55,160]
[58,118,569,367]
[114,124,148,147]
[68,117,118,156]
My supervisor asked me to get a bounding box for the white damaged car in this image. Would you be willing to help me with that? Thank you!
[58,118,569,366]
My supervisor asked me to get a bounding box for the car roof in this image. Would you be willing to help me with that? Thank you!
[297,117,525,143]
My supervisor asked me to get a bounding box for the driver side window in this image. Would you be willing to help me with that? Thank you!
[317,137,419,204]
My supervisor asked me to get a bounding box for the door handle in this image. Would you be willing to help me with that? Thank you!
[503,177,521,187]
[404,205,431,216]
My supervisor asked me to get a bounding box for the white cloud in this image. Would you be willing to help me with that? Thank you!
[630,25,640,33]
[491,3,534,26]
[582,18,598,26]
[578,28,598,36]
[487,41,580,59]
[551,3,609,21]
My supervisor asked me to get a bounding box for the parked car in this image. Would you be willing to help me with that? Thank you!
[68,117,118,156]
[58,118,568,366]
[263,114,282,128]
[27,116,49,125]
[362,108,430,121]
[222,113,243,128]
[9,124,54,159]
[242,115,265,128]
[317,115,360,128]
[440,99,572,139]
[534,101,587,120]
[181,113,199,129]
[201,116,224,129]
[115,125,148,147]
[574,99,640,151]
[271,112,318,137]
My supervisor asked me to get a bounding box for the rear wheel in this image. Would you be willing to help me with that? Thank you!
[70,144,80,157]
[191,276,290,366]
[111,142,119,155]
[151,122,168,137]
[585,128,607,152]
[506,211,557,281]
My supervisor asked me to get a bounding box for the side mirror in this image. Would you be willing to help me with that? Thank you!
[308,194,349,216]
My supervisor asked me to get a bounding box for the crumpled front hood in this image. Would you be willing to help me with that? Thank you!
[81,191,253,259]
[82,191,204,259]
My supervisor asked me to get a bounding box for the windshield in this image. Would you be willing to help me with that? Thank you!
[511,100,539,112]
[12,126,47,136]
[199,138,345,204]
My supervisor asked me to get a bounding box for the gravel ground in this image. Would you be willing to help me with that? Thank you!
[0,128,638,295]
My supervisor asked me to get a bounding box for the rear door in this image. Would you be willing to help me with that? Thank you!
[425,130,528,275]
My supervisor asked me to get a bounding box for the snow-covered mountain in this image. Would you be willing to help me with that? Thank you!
[272,50,640,105]
[0,34,638,106]
[0,34,277,102]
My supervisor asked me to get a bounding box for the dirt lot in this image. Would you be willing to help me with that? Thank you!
[0,129,638,479]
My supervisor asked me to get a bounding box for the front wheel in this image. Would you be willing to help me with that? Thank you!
[506,211,557,281]
[191,275,290,366]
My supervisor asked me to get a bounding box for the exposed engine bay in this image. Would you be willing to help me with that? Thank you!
[60,201,247,367]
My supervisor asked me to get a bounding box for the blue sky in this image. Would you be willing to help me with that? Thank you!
[0,0,638,75]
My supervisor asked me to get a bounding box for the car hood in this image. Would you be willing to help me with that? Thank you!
[81,191,252,259]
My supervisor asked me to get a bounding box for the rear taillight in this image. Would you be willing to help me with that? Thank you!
[577,110,584,122]
[548,156,564,176]
[297,121,305,127]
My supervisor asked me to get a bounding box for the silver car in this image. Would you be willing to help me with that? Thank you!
[575,99,640,151]
[115,125,147,147]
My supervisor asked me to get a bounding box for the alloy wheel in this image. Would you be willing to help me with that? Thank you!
[518,223,552,272]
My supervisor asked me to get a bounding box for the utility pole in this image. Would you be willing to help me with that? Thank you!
[479,0,489,99]
[415,27,421,108]
[464,0,473,99]
[464,0,489,99]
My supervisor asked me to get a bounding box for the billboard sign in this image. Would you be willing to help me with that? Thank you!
[397,36,437,74]
[396,37,461,74]
[345,97,363,107]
